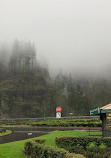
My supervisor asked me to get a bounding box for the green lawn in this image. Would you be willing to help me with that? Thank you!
[0,130,102,158]
[0,130,12,136]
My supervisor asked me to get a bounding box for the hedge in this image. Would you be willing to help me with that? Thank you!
[31,118,101,127]
[56,136,111,150]
[56,136,111,158]
[24,140,85,158]
[32,138,46,144]
[24,139,46,155]
[0,118,102,127]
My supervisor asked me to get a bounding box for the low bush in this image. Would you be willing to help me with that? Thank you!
[24,139,46,155]
[65,153,85,158]
[31,119,101,127]
[24,140,85,158]
[32,138,46,144]
[83,147,111,158]
[99,143,107,149]
[24,141,34,155]
[56,136,111,158]
[0,118,102,127]
[0,128,6,133]
[56,136,111,150]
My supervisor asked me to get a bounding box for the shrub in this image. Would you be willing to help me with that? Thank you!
[56,136,111,151]
[0,118,102,127]
[24,140,85,158]
[0,128,6,133]
[86,142,96,149]
[56,136,111,158]
[32,143,67,158]
[24,141,34,155]
[24,139,46,155]
[84,147,111,158]
[65,153,85,158]
[25,141,67,158]
[32,138,46,144]
[99,143,107,149]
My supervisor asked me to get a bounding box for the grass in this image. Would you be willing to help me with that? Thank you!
[0,130,102,158]
[0,130,12,136]
[38,130,102,147]
[0,140,26,158]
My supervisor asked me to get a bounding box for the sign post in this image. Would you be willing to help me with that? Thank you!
[56,106,61,131]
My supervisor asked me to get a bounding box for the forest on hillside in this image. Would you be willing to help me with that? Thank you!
[0,40,111,118]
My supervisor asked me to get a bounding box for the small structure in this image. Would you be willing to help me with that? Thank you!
[90,103,111,137]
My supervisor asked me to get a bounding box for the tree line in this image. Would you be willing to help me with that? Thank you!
[0,40,111,118]
[0,40,37,80]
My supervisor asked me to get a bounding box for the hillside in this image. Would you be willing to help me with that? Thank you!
[0,75,51,118]
[0,40,111,118]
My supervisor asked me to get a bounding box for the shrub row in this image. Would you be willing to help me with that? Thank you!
[31,119,101,127]
[82,147,111,158]
[0,118,102,127]
[56,136,111,158]
[56,136,111,150]
[24,140,85,158]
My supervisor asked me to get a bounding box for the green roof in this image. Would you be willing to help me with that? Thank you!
[90,104,111,115]
[101,109,111,114]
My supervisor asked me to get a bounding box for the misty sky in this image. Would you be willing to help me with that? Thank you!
[0,0,111,76]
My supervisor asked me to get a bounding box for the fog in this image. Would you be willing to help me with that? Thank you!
[0,0,111,77]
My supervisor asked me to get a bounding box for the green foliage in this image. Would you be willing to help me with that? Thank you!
[86,142,96,149]
[56,136,111,151]
[24,140,85,158]
[83,147,111,158]
[1,41,111,118]
[0,130,11,136]
[25,141,67,158]
[65,153,85,158]
[32,138,46,144]
[99,143,107,149]
[56,136,111,158]
[0,118,102,127]
[0,130,101,158]
[24,141,34,155]
[0,128,6,133]
[67,86,90,115]
[24,139,46,155]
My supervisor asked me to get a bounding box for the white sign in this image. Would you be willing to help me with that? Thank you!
[56,112,61,118]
